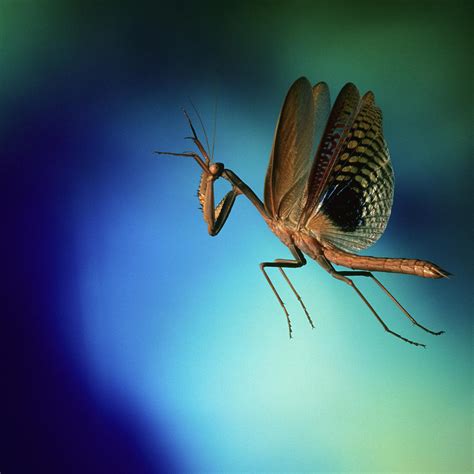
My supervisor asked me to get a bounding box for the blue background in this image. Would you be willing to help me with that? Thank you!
[2,1,472,472]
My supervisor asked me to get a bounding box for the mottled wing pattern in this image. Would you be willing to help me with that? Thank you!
[300,83,361,224]
[264,77,315,222]
[305,91,394,252]
[311,82,331,155]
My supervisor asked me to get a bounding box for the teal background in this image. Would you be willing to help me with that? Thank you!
[2,1,472,473]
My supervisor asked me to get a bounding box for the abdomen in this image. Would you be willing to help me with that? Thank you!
[323,245,449,279]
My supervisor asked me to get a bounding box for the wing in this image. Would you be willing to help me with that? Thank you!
[264,77,316,223]
[281,81,331,224]
[303,90,394,252]
[311,82,332,163]
[300,83,361,223]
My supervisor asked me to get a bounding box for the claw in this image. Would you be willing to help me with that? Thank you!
[182,108,199,140]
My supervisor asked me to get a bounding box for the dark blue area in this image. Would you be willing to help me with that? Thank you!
[2,5,225,470]
[1,87,181,474]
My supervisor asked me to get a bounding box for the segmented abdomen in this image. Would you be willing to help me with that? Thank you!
[323,245,449,279]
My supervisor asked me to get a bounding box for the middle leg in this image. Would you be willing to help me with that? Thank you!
[260,245,312,338]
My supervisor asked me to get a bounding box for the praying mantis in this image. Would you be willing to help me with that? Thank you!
[156,77,448,346]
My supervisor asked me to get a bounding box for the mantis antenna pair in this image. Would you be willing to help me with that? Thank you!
[156,77,449,347]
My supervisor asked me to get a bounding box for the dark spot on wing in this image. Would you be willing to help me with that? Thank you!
[322,184,365,232]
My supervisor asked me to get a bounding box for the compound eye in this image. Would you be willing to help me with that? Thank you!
[209,162,224,176]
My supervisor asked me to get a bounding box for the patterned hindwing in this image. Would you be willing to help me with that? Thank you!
[305,91,394,252]
[300,83,361,224]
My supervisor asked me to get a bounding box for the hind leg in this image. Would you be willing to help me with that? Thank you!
[329,270,426,347]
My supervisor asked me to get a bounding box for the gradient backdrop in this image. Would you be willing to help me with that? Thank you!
[2,1,472,473]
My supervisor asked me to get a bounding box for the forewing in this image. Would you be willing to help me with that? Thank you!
[264,77,315,221]
[280,82,331,224]
[305,91,394,252]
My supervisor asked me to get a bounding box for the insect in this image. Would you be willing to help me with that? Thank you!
[156,77,449,347]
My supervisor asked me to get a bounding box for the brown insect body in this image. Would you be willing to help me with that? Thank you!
[156,77,448,347]
[322,244,448,279]
[266,217,448,279]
